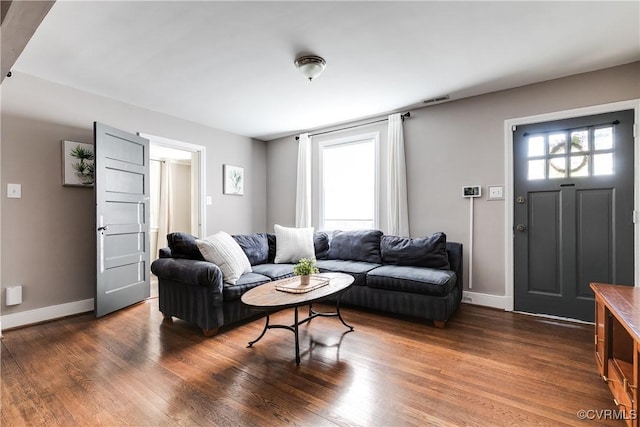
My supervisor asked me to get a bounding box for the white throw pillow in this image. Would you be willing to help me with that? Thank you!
[274,224,315,264]
[196,231,251,285]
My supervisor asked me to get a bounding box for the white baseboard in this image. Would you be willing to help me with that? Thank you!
[1,298,94,330]
[462,291,508,310]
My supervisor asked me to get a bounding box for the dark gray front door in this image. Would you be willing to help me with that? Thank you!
[514,110,634,321]
[94,122,150,317]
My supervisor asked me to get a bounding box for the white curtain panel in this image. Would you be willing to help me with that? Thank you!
[295,133,312,227]
[387,113,410,237]
[156,160,173,252]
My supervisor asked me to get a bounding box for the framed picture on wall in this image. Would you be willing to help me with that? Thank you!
[223,164,244,195]
[62,140,95,187]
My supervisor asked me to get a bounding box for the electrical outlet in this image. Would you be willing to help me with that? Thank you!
[6,285,22,305]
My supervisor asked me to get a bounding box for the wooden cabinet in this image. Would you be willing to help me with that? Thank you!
[592,283,640,427]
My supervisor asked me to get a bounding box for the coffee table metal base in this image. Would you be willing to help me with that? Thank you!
[247,302,354,365]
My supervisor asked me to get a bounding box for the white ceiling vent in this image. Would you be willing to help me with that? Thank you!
[423,95,450,105]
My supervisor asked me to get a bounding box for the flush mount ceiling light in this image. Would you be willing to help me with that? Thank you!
[294,55,326,81]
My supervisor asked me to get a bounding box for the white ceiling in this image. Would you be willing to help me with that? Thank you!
[13,1,640,141]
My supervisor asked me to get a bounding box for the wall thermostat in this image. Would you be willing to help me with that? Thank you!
[462,185,481,198]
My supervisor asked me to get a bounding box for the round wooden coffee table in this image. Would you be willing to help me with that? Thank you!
[241,272,355,364]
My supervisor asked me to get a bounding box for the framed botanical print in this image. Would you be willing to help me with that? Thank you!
[62,140,94,186]
[223,164,244,195]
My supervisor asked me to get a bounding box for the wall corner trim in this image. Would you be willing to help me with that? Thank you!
[0,298,94,330]
[462,291,508,310]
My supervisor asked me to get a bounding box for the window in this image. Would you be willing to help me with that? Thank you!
[526,125,615,180]
[318,133,379,231]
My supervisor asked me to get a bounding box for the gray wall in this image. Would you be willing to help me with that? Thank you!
[2,62,638,318]
[1,72,267,316]
[267,62,640,298]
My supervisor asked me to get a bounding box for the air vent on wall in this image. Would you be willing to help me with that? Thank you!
[423,95,450,105]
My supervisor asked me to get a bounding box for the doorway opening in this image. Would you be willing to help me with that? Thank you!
[140,133,206,296]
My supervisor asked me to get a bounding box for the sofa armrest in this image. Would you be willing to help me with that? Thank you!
[446,242,464,298]
[151,258,224,295]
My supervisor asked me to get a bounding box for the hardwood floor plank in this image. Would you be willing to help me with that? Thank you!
[1,343,58,426]
[1,301,621,426]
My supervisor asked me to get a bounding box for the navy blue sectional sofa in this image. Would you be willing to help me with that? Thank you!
[150,230,463,336]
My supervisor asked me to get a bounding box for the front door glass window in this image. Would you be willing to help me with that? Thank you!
[527,125,615,180]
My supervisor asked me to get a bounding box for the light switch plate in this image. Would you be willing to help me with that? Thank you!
[206,196,213,206]
[488,185,504,200]
[7,183,22,199]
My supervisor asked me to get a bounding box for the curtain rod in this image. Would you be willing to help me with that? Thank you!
[521,119,620,137]
[295,112,410,141]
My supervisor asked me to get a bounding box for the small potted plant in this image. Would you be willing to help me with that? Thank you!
[293,258,319,285]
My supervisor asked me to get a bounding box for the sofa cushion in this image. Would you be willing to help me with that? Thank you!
[167,232,204,261]
[314,231,330,260]
[223,272,271,301]
[328,229,383,264]
[233,233,269,266]
[196,231,252,285]
[381,233,450,270]
[251,263,295,281]
[274,224,315,263]
[366,265,457,297]
[158,247,172,258]
[315,259,381,286]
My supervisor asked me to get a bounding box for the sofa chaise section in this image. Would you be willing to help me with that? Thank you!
[341,241,463,327]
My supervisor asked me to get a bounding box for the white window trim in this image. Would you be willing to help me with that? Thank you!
[316,132,380,231]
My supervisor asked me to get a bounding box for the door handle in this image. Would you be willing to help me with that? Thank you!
[97,226,109,232]
[516,224,526,232]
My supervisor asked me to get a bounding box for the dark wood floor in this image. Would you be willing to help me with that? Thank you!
[2,299,620,426]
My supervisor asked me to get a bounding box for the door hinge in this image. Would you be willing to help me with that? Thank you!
[634,210,637,224]
[512,125,517,132]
